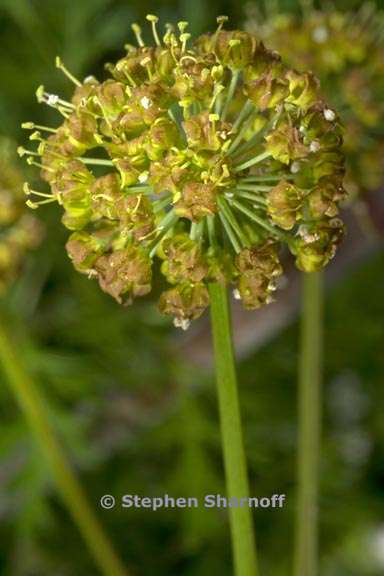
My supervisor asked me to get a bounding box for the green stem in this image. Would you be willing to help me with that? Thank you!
[234,150,272,173]
[295,271,323,576]
[209,283,258,576]
[80,158,114,167]
[221,70,240,121]
[231,199,282,238]
[0,319,127,576]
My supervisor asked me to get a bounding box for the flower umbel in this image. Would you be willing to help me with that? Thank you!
[246,3,384,197]
[0,138,42,294]
[21,16,346,327]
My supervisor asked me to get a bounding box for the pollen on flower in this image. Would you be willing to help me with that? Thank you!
[233,288,241,300]
[174,317,191,330]
[140,96,152,109]
[310,140,321,153]
[47,94,59,106]
[21,14,346,326]
[324,108,336,122]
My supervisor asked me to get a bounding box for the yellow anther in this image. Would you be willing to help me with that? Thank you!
[35,85,45,103]
[55,56,81,86]
[26,200,39,209]
[140,56,152,66]
[23,182,31,195]
[17,146,27,157]
[178,21,189,33]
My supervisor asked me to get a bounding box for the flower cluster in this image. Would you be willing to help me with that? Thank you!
[20,16,346,328]
[246,3,384,196]
[0,139,42,294]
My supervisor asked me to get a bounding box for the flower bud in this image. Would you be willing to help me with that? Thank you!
[154,47,176,80]
[158,282,210,322]
[173,60,215,106]
[52,160,94,230]
[237,271,272,309]
[265,122,309,164]
[66,230,106,273]
[267,180,303,229]
[161,234,208,284]
[149,153,187,195]
[176,182,218,221]
[293,217,345,272]
[145,118,181,160]
[245,72,288,110]
[285,70,319,110]
[95,80,129,121]
[308,176,346,218]
[39,132,72,182]
[95,245,152,304]
[63,111,98,153]
[90,173,122,220]
[236,242,282,278]
[235,243,282,308]
[71,76,99,107]
[183,112,231,152]
[116,194,155,241]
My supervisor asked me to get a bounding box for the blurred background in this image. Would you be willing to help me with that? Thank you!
[0,0,383,574]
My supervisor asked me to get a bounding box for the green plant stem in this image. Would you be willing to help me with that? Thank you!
[295,271,323,576]
[209,283,258,576]
[0,319,127,576]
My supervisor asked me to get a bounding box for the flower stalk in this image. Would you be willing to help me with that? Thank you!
[0,318,127,576]
[295,271,323,576]
[209,282,258,576]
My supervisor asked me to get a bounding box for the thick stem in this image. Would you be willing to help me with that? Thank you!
[0,319,127,576]
[295,271,323,576]
[209,283,258,576]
